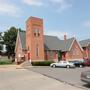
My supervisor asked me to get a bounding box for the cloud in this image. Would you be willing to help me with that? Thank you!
[22,0,43,6]
[22,0,73,12]
[50,0,73,13]
[83,21,90,28]
[0,0,21,17]
[45,30,69,39]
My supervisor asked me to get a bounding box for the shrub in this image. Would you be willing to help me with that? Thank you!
[0,60,12,65]
[31,60,54,66]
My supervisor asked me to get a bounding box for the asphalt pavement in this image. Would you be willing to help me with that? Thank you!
[26,66,90,90]
[0,65,85,90]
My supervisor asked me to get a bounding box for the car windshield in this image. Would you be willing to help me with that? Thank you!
[69,61,76,63]
[59,61,67,63]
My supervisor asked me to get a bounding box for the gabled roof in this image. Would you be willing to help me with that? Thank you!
[19,31,26,49]
[44,35,63,50]
[17,31,75,51]
[80,39,90,47]
[44,36,74,51]
[62,37,75,51]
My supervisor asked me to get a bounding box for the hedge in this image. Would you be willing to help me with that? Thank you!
[0,60,12,65]
[31,61,54,66]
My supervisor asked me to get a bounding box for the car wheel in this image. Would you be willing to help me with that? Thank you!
[79,65,83,68]
[52,64,56,68]
[66,65,70,68]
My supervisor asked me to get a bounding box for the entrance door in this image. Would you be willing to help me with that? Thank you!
[28,52,30,60]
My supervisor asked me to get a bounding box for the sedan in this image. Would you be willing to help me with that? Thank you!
[50,61,75,68]
[81,70,90,85]
[69,60,85,67]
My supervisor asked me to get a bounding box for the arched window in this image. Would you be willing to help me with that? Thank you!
[28,46,29,51]
[36,44,39,57]
[34,29,40,37]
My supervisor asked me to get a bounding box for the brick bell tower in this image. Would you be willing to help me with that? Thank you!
[26,17,44,61]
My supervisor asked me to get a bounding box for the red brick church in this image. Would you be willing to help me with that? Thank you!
[15,16,90,63]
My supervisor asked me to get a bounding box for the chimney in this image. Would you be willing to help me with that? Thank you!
[64,34,67,41]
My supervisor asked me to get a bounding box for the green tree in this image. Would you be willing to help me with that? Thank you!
[0,32,3,52]
[3,27,18,58]
[0,32,2,40]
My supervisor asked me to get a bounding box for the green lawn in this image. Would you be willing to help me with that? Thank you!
[0,57,12,65]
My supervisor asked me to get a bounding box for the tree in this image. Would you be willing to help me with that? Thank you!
[3,27,18,58]
[0,44,3,52]
[0,32,3,52]
[0,32,2,40]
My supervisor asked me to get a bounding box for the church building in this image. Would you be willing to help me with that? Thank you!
[15,16,85,63]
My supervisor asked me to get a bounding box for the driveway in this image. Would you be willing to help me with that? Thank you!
[0,66,84,90]
[26,66,90,90]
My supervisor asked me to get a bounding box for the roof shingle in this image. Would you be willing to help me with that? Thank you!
[19,31,26,49]
[18,31,75,51]
[80,39,90,47]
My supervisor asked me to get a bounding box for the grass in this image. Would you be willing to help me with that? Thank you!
[0,57,12,65]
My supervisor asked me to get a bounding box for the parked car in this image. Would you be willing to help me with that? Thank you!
[81,70,90,85]
[50,61,75,68]
[83,60,90,66]
[69,60,85,67]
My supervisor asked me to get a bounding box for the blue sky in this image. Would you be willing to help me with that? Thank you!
[0,0,90,40]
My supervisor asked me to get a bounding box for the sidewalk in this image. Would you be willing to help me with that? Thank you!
[0,64,22,70]
[0,65,84,90]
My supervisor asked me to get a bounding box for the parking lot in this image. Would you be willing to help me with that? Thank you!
[0,66,84,90]
[27,66,90,90]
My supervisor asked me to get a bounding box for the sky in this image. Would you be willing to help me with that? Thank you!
[0,0,90,40]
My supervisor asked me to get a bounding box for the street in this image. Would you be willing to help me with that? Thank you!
[26,66,90,90]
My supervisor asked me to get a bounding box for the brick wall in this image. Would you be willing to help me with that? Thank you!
[44,50,58,62]
[87,43,90,59]
[66,40,83,60]
[82,43,90,59]
[26,17,44,61]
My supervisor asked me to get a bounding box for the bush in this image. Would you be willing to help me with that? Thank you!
[0,60,12,65]
[31,60,54,66]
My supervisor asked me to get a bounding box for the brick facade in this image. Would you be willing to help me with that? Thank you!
[26,17,44,61]
[88,44,90,59]
[15,16,89,63]
[65,40,83,60]
[83,43,90,59]
[44,50,58,62]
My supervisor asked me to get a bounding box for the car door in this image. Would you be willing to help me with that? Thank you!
[60,61,67,67]
[62,61,68,67]
[55,61,62,67]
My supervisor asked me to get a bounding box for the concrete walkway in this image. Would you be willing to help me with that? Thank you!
[0,65,84,90]
[0,65,22,69]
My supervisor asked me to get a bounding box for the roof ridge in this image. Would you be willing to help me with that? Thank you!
[44,35,58,37]
[67,37,75,40]
[61,37,75,41]
[80,38,90,42]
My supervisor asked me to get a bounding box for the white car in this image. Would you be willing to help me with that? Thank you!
[50,61,75,68]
